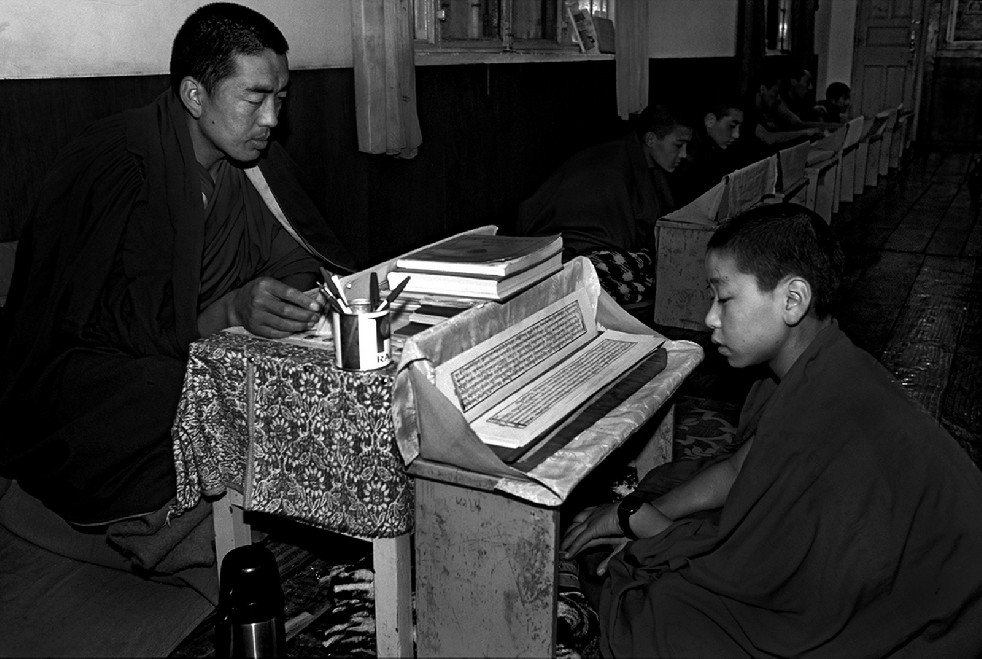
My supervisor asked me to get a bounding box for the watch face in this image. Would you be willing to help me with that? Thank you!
[618,495,643,539]
[621,494,643,514]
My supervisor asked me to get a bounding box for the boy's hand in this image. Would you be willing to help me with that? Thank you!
[561,503,622,559]
[561,499,675,574]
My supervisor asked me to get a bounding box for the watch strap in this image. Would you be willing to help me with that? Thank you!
[617,494,645,540]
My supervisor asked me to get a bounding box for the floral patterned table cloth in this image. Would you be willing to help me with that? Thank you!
[171,329,413,537]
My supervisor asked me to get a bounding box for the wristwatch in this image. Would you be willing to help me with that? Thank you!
[617,493,646,540]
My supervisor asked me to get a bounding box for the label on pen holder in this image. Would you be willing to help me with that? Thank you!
[331,299,391,371]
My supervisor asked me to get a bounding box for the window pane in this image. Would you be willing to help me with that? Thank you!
[512,1,559,40]
[765,0,792,52]
[571,0,609,18]
[440,0,501,40]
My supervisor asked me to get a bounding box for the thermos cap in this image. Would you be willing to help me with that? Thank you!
[218,544,284,618]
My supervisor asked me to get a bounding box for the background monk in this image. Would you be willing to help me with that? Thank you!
[515,104,692,308]
[671,95,752,206]
[562,203,982,657]
[0,2,354,573]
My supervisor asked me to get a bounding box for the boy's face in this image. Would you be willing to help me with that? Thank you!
[789,70,813,100]
[705,110,743,150]
[759,83,780,109]
[646,126,693,173]
[704,250,789,371]
[832,94,851,114]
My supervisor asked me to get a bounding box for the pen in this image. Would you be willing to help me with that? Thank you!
[382,275,411,310]
[318,283,344,315]
[320,274,350,313]
[370,272,381,311]
[330,274,351,308]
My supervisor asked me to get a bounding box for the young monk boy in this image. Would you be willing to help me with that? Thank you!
[561,202,982,657]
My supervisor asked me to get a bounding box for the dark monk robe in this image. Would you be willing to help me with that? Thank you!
[515,132,675,305]
[601,323,982,657]
[0,90,355,527]
[515,131,674,259]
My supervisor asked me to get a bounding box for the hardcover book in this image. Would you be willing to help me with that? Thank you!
[387,252,563,301]
[394,232,562,278]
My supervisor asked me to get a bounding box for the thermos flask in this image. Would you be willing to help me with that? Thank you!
[215,544,286,658]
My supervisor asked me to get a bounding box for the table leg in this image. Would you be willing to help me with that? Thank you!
[414,478,559,657]
[212,493,415,657]
[631,402,675,481]
[372,534,414,658]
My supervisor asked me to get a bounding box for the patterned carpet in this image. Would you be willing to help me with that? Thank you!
[169,395,741,658]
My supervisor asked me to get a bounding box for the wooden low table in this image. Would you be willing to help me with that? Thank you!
[407,340,702,657]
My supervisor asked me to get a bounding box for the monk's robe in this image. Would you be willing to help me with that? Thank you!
[515,132,675,258]
[602,322,982,657]
[0,90,355,526]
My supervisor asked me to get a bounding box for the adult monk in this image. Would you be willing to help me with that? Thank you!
[0,1,354,551]
[562,203,982,657]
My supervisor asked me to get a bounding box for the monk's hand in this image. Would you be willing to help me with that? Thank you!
[560,503,622,560]
[230,277,322,338]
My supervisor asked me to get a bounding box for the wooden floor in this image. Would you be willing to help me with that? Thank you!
[663,147,982,464]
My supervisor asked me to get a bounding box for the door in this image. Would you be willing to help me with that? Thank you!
[851,0,927,123]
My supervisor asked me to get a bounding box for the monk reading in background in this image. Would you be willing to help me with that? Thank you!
[671,95,752,206]
[562,203,982,657]
[515,104,692,309]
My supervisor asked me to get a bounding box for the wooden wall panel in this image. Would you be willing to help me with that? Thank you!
[1,57,738,267]
[0,75,170,242]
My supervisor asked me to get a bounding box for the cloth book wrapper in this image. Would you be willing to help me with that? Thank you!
[660,180,727,227]
[842,116,865,150]
[660,156,777,228]
[778,142,811,190]
[809,123,849,155]
[390,257,703,506]
[721,155,777,220]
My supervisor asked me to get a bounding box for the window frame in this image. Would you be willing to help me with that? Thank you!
[413,0,616,65]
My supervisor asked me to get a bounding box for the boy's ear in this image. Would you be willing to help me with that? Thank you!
[782,276,812,326]
[179,77,205,119]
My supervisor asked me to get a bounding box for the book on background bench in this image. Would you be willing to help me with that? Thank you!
[386,252,563,301]
[394,232,562,278]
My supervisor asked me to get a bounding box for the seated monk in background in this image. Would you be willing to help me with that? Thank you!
[561,203,982,657]
[0,3,354,575]
[746,68,828,158]
[815,81,852,124]
[515,104,692,308]
[671,96,753,206]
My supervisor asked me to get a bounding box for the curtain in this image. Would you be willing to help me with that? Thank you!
[614,0,649,119]
[350,0,423,159]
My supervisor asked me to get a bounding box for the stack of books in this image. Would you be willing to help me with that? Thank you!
[386,232,563,301]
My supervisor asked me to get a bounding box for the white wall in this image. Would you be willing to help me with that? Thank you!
[648,0,739,58]
[815,0,856,95]
[826,0,856,89]
[0,0,353,79]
